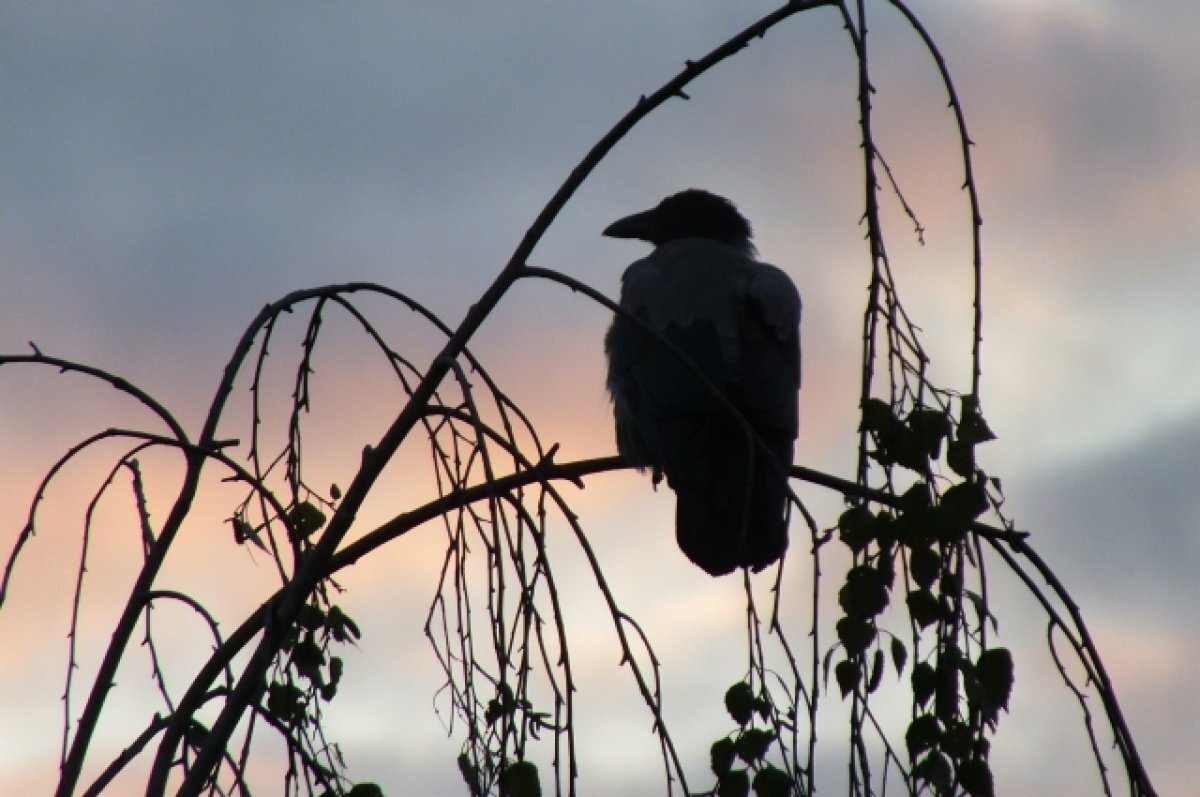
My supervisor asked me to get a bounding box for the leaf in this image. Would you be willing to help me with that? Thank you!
[485,682,521,727]
[958,757,995,797]
[974,648,1014,728]
[874,511,898,548]
[457,752,482,797]
[906,589,942,629]
[292,639,325,682]
[890,637,908,677]
[717,768,750,797]
[940,718,974,761]
[752,764,792,797]
[838,565,890,619]
[724,682,756,726]
[888,426,930,473]
[345,785,385,797]
[296,603,325,632]
[957,395,996,446]
[322,655,344,701]
[946,439,975,478]
[288,501,327,540]
[912,661,936,706]
[836,616,876,657]
[909,545,940,589]
[899,482,932,514]
[834,659,860,698]
[867,648,886,693]
[907,407,952,460]
[914,751,953,794]
[498,760,542,797]
[838,505,877,553]
[266,681,304,725]
[711,737,737,776]
[231,518,267,550]
[905,713,941,756]
[755,694,774,722]
[734,728,774,764]
[941,480,988,525]
[328,605,362,643]
[860,398,897,434]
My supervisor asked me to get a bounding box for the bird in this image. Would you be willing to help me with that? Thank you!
[603,189,802,576]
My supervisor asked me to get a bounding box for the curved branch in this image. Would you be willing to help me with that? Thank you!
[988,534,1158,797]
[0,361,188,609]
[883,0,985,398]
[0,352,190,443]
[170,7,843,792]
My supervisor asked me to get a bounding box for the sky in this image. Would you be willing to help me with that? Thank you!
[2,1,1198,794]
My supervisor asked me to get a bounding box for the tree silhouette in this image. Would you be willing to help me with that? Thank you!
[0,2,1158,796]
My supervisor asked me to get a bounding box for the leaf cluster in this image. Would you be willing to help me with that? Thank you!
[707,682,797,797]
[906,646,1013,796]
[831,391,1018,795]
[860,396,994,481]
[265,602,361,727]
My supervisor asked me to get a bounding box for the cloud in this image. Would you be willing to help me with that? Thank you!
[998,409,1200,792]
[1012,410,1200,606]
[3,1,1199,794]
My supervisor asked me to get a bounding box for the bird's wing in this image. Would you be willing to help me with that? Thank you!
[606,238,802,457]
[605,241,742,471]
[745,262,802,350]
[604,238,802,575]
[739,261,802,436]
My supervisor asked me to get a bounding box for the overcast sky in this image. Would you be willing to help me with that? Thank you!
[2,1,1197,795]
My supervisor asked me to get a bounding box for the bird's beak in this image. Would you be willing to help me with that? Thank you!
[602,208,658,241]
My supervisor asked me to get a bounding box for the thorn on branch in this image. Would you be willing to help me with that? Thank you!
[534,444,584,489]
[1001,529,1031,545]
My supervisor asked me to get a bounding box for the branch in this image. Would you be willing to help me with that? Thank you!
[985,534,1159,797]
[883,0,986,397]
[168,5,841,792]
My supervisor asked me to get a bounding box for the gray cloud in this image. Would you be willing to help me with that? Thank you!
[1012,411,1200,615]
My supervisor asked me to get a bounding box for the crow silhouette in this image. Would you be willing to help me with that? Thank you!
[604,189,802,576]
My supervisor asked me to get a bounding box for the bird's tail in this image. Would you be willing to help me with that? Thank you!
[673,436,792,577]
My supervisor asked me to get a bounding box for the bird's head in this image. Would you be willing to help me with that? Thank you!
[603,189,754,252]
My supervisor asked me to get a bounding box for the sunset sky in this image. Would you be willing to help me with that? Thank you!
[2,2,1197,794]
